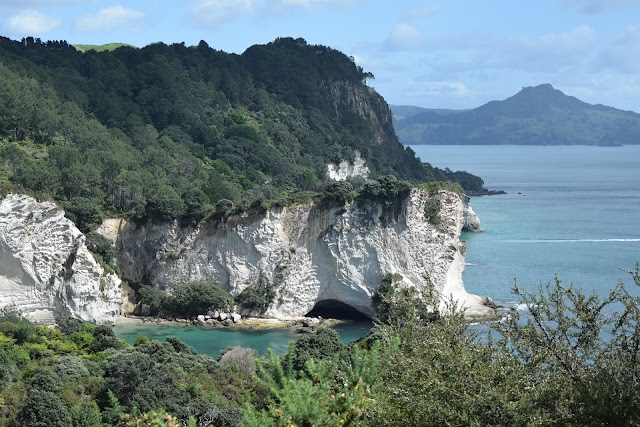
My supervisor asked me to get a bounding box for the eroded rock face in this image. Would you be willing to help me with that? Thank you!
[107,189,491,319]
[327,151,370,181]
[463,203,481,232]
[0,194,121,324]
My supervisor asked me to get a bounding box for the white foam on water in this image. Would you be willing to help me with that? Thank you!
[504,238,640,243]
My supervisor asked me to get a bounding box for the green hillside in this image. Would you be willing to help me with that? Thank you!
[0,36,483,230]
[73,43,136,52]
[394,84,640,145]
[390,105,467,121]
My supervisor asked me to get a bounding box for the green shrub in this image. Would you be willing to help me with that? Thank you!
[218,346,258,376]
[16,388,72,427]
[70,399,103,427]
[415,181,463,196]
[85,232,117,268]
[62,197,102,233]
[357,175,411,206]
[288,328,348,373]
[168,280,233,317]
[138,285,167,315]
[321,180,354,206]
[423,197,442,225]
[235,285,276,314]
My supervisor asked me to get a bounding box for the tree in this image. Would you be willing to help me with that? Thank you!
[244,339,396,427]
[70,399,102,427]
[495,266,640,425]
[16,389,72,427]
[169,280,233,316]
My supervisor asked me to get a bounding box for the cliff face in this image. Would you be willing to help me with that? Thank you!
[0,191,490,324]
[324,82,396,147]
[0,194,121,324]
[103,189,490,319]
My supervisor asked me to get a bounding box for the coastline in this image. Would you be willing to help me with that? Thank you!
[114,314,346,332]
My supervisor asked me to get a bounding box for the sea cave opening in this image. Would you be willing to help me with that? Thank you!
[305,299,371,321]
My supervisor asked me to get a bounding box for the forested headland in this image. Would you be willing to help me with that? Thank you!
[0,36,483,232]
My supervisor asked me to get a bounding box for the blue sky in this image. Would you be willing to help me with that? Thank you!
[1,0,640,112]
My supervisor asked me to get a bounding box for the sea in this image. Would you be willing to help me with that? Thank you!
[411,144,640,303]
[115,145,640,356]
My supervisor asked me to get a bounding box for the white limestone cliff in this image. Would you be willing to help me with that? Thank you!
[0,194,121,324]
[326,151,370,181]
[105,189,491,319]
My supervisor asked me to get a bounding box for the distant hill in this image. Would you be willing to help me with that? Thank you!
[391,105,466,121]
[394,84,640,145]
[73,43,136,52]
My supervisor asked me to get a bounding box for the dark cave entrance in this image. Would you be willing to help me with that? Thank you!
[305,299,371,321]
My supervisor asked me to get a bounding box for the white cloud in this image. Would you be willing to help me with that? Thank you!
[406,80,470,97]
[593,25,640,73]
[75,5,145,31]
[516,25,596,55]
[5,9,60,34]
[383,23,426,51]
[189,0,253,28]
[421,26,597,77]
[279,0,359,8]
[556,0,640,13]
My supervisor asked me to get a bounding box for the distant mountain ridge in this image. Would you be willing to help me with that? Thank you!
[392,84,640,145]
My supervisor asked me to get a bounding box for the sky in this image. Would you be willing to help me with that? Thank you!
[1,0,640,112]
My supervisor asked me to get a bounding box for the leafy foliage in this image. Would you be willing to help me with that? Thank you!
[423,197,442,225]
[16,388,72,427]
[85,231,117,271]
[168,280,234,316]
[235,285,276,314]
[287,328,349,374]
[494,267,640,425]
[243,339,397,427]
[140,280,233,317]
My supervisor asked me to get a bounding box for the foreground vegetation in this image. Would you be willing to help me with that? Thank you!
[1,265,639,426]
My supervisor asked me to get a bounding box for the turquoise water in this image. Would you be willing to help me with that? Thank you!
[114,321,372,358]
[411,145,640,302]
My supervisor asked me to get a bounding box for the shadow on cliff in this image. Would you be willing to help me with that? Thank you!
[306,299,371,321]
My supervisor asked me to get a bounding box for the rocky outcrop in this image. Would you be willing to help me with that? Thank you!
[326,151,370,181]
[105,189,491,319]
[0,194,121,324]
[463,203,481,232]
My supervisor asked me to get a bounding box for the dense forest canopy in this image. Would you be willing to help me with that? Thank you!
[0,35,483,229]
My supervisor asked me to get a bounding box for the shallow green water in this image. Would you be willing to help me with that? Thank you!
[114,321,372,357]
